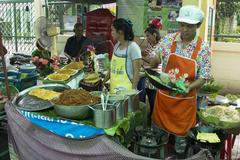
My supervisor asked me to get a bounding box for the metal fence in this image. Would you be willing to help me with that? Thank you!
[46,0,92,33]
[46,0,75,33]
[0,0,35,54]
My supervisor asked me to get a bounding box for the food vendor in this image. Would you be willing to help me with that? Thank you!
[32,38,54,77]
[141,18,162,124]
[149,5,212,157]
[104,18,142,94]
[64,23,87,60]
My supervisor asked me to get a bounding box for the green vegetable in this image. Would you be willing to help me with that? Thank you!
[147,73,171,88]
[175,79,187,93]
[159,72,171,84]
[225,94,239,101]
[199,79,223,94]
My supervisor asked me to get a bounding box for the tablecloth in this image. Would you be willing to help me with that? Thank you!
[5,101,154,160]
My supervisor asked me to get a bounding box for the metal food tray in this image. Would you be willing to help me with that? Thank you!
[12,84,70,111]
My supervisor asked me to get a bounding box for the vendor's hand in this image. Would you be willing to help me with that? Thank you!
[42,59,49,65]
[51,55,58,60]
[52,64,59,71]
[39,58,43,63]
[32,56,39,62]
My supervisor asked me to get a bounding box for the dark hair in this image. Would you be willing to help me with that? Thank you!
[112,18,134,41]
[145,25,161,42]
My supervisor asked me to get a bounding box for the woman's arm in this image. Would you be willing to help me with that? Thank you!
[132,58,141,89]
[149,55,161,68]
[186,78,206,93]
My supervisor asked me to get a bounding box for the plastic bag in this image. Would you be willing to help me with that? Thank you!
[94,53,110,73]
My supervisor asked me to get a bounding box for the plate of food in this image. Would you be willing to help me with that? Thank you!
[56,69,78,76]
[47,73,70,81]
[83,73,100,84]
[145,68,175,91]
[52,89,100,119]
[63,61,84,70]
[28,88,62,101]
[198,105,240,129]
[12,84,70,111]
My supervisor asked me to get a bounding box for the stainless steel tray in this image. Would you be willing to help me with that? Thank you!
[12,84,70,111]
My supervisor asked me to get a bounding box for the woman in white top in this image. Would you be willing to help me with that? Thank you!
[104,18,142,94]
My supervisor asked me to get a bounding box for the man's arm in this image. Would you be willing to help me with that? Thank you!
[64,39,75,60]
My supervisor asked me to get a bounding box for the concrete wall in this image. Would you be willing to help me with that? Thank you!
[212,42,240,94]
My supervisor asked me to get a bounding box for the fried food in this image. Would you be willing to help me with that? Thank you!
[84,73,99,80]
[48,73,70,81]
[83,73,100,84]
[29,88,61,101]
[64,61,84,70]
[84,78,100,84]
[53,89,100,105]
[56,69,77,75]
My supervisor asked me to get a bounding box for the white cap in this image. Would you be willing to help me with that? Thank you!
[176,5,204,24]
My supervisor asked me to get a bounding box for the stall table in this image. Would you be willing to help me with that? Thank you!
[5,101,154,160]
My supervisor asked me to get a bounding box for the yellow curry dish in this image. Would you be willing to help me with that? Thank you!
[56,69,78,76]
[47,73,70,81]
[63,61,84,70]
[29,88,62,101]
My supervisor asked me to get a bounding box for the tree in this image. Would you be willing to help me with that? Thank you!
[215,0,240,41]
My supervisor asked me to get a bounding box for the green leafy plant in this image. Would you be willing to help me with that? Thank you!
[199,78,223,94]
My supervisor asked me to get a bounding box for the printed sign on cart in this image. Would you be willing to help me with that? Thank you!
[19,110,104,139]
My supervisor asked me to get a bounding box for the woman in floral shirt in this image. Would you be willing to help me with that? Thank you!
[150,5,212,157]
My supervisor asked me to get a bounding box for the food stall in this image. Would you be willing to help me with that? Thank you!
[5,84,152,160]
[1,0,240,159]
